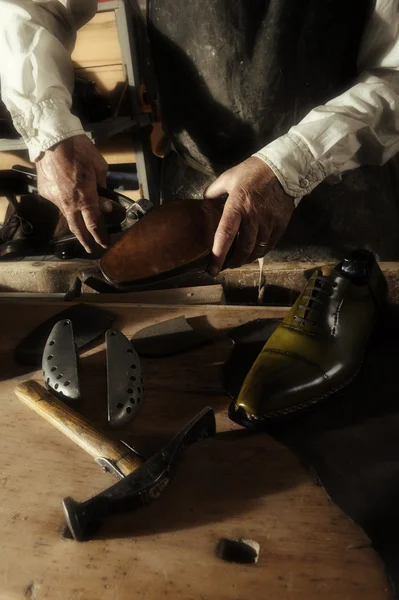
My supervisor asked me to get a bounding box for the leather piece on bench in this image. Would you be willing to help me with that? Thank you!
[131,315,211,357]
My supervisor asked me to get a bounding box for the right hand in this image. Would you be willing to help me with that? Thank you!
[204,156,295,276]
[37,135,111,253]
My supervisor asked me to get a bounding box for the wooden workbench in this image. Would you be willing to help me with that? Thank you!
[0,302,389,599]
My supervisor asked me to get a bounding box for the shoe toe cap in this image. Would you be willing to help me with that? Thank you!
[230,351,327,427]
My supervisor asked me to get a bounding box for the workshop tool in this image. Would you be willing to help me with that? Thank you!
[10,165,153,259]
[42,320,81,405]
[12,164,152,232]
[14,380,216,541]
[106,329,144,426]
[100,199,223,288]
[42,320,144,425]
[14,303,114,367]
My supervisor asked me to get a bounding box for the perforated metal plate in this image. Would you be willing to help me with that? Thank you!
[42,320,81,405]
[15,303,114,367]
[106,329,144,427]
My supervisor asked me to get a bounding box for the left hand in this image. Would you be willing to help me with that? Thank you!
[204,156,295,276]
[37,135,111,254]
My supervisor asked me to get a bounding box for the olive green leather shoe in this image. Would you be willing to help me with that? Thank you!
[229,250,387,429]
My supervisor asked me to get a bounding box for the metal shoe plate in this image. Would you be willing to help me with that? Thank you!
[42,319,81,405]
[106,329,144,427]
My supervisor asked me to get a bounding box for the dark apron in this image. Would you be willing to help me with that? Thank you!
[148,0,399,260]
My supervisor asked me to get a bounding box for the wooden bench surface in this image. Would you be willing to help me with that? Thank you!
[0,302,389,599]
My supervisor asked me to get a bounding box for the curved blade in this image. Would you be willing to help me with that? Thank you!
[42,320,81,405]
[106,329,144,427]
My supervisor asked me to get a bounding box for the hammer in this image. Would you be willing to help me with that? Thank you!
[15,380,216,541]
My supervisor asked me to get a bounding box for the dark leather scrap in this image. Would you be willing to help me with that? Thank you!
[131,315,212,357]
[14,303,115,367]
[100,199,222,288]
[222,309,399,599]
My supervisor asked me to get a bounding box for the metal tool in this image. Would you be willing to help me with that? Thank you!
[42,320,81,405]
[11,164,153,232]
[14,380,216,541]
[42,321,144,426]
[106,329,144,427]
[14,303,114,367]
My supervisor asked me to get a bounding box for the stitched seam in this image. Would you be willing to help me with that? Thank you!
[280,322,323,339]
[254,153,302,196]
[286,133,315,175]
[13,99,83,146]
[39,130,85,149]
[286,133,327,181]
[13,98,70,117]
[246,360,363,421]
[262,348,328,378]
[24,130,85,152]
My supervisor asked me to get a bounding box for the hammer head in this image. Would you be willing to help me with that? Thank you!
[63,406,216,541]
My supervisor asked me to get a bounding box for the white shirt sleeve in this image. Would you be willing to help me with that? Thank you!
[254,0,399,202]
[0,0,97,161]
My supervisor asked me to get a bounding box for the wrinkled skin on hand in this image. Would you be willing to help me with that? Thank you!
[204,156,295,276]
[37,135,111,253]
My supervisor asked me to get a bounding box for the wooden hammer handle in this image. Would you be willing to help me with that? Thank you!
[15,380,143,476]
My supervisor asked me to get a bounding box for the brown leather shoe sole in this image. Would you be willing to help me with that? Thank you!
[100,199,222,288]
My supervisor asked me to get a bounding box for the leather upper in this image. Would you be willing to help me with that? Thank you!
[232,254,387,423]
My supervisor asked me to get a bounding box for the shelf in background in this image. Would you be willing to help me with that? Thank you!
[0,117,140,154]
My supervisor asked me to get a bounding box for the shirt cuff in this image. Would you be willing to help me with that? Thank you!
[12,98,85,161]
[253,133,327,203]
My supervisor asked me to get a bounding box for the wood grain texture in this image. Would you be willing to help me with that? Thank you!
[72,12,122,69]
[2,261,399,302]
[0,302,390,599]
[0,196,8,223]
[96,134,136,165]
[14,381,143,476]
[0,284,226,305]
[0,149,31,171]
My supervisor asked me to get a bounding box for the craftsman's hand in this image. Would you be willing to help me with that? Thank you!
[204,156,295,276]
[37,135,110,253]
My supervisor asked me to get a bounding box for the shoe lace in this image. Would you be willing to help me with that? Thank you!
[0,214,33,242]
[293,274,338,327]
